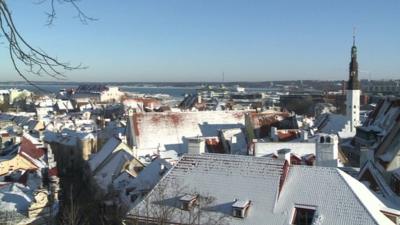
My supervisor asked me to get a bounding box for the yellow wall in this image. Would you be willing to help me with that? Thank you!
[0,154,38,175]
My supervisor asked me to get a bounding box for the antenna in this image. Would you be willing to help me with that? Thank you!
[353,27,356,46]
[222,72,225,83]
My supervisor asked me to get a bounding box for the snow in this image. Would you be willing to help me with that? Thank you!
[129,111,245,154]
[129,154,393,225]
[93,149,134,191]
[339,169,394,224]
[0,183,32,212]
[122,158,172,208]
[254,142,316,157]
[88,137,122,172]
[314,113,355,138]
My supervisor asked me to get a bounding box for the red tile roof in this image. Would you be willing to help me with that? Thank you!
[20,137,45,159]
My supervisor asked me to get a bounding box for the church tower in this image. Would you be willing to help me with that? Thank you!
[346,32,361,131]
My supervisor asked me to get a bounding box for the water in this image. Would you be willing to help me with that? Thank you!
[0,84,196,98]
[0,83,275,98]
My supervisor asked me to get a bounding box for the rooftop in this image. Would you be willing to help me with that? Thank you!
[128,153,393,225]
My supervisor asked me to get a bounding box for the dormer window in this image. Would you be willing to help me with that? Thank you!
[232,200,251,218]
[180,194,198,211]
[291,205,316,225]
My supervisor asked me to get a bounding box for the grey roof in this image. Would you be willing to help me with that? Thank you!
[128,154,284,225]
[127,153,392,225]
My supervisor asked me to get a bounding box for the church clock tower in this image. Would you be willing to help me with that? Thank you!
[346,33,361,131]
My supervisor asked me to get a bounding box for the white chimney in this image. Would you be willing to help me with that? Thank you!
[277,148,291,165]
[300,130,308,141]
[187,137,205,154]
[316,134,339,167]
[271,127,278,142]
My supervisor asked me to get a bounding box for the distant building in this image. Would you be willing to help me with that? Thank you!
[346,35,361,131]
[73,84,124,103]
[8,89,32,105]
[365,80,400,95]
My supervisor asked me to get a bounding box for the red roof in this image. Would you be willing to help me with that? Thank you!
[48,167,58,177]
[205,138,224,153]
[277,130,299,142]
[20,137,45,159]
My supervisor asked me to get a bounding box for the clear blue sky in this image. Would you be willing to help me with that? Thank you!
[0,0,399,82]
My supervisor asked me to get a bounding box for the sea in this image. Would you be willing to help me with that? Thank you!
[0,84,196,98]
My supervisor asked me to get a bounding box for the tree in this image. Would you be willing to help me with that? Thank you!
[126,181,229,225]
[0,0,93,90]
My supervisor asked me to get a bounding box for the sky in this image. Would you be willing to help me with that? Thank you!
[0,0,399,82]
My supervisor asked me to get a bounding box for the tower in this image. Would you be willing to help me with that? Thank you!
[346,31,360,131]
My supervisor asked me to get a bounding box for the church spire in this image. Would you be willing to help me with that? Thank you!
[348,29,360,90]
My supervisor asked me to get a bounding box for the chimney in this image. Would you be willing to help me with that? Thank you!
[300,130,308,142]
[159,163,168,175]
[277,148,291,165]
[270,127,278,142]
[316,134,339,167]
[187,137,205,154]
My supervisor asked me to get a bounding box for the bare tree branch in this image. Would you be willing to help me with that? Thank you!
[0,0,93,92]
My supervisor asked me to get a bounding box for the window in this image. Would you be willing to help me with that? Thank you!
[292,206,316,225]
[326,136,331,143]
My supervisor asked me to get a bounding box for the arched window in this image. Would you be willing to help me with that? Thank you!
[326,136,331,143]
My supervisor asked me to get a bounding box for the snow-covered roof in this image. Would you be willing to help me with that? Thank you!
[128,111,245,153]
[128,154,286,224]
[254,142,316,157]
[88,137,122,172]
[121,158,172,208]
[128,153,393,225]
[0,183,32,212]
[275,165,393,225]
[43,129,95,146]
[315,113,346,132]
[93,149,134,191]
[358,161,400,208]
